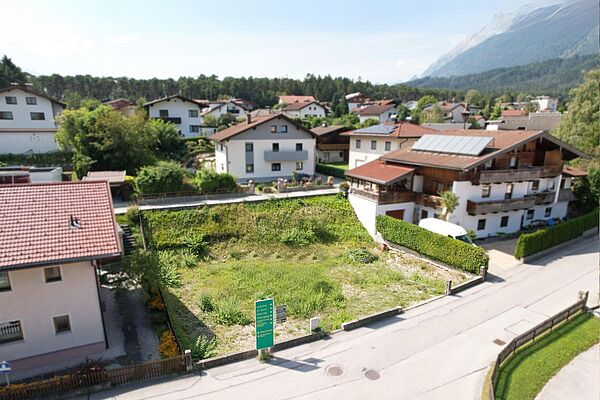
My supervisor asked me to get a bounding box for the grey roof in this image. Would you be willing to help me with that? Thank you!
[353,124,396,135]
[412,134,494,156]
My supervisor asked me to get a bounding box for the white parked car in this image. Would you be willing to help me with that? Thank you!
[418,218,474,245]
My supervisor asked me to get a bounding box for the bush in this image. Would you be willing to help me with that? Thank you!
[376,215,488,273]
[196,168,238,193]
[214,298,251,326]
[124,205,139,225]
[190,335,217,360]
[514,209,599,259]
[135,161,185,195]
[280,227,316,246]
[158,331,180,358]
[199,293,215,312]
[347,248,377,264]
[316,163,347,178]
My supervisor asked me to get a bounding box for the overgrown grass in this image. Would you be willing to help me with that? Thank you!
[494,312,600,400]
[143,196,467,355]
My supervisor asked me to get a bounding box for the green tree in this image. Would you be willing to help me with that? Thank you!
[439,191,459,221]
[146,119,186,160]
[202,114,217,127]
[135,161,185,195]
[396,105,411,121]
[422,105,444,123]
[0,55,27,87]
[416,95,437,110]
[196,168,238,193]
[465,89,481,106]
[553,69,600,168]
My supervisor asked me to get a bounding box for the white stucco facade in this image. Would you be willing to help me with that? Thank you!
[0,261,105,368]
[282,103,326,119]
[348,136,417,168]
[202,101,249,121]
[146,96,203,138]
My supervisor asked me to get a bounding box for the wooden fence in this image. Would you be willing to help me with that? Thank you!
[486,292,588,400]
[0,354,189,400]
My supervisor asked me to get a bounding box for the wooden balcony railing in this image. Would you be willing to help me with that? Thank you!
[557,188,576,203]
[532,191,556,205]
[414,193,443,209]
[467,197,536,215]
[476,165,562,184]
[349,188,414,205]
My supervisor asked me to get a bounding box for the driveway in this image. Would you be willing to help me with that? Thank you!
[480,237,521,274]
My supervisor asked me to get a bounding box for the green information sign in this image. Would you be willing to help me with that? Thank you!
[255,298,274,350]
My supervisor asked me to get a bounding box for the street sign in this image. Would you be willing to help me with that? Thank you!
[255,298,274,350]
[0,361,10,374]
[276,304,287,323]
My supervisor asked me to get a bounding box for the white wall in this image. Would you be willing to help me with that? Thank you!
[348,193,379,236]
[283,104,326,119]
[0,261,105,363]
[0,131,58,153]
[147,97,203,138]
[0,89,60,130]
[317,149,345,163]
[348,136,415,168]
[203,101,249,120]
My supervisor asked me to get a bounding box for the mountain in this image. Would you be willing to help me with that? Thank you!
[423,0,598,78]
[408,54,598,96]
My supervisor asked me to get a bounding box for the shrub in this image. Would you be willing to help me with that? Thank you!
[280,227,316,246]
[347,248,377,264]
[514,209,599,259]
[376,215,488,273]
[214,298,251,326]
[339,181,350,192]
[199,293,215,312]
[316,163,347,178]
[147,292,166,311]
[190,335,217,360]
[196,168,238,193]
[135,161,185,195]
[183,232,207,256]
[124,205,139,225]
[158,331,180,358]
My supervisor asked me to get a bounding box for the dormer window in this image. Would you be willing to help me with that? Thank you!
[69,215,81,229]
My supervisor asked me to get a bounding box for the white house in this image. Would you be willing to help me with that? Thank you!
[345,92,373,112]
[278,95,315,105]
[201,99,250,121]
[532,96,558,112]
[144,95,205,138]
[0,84,66,154]
[345,130,587,238]
[0,181,121,370]
[352,104,396,124]
[210,114,317,182]
[281,101,327,119]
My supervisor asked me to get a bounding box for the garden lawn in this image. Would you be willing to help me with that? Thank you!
[494,312,600,400]
[143,196,468,356]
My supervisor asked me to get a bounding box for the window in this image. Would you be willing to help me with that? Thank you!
[548,180,556,191]
[5,96,16,105]
[477,219,486,231]
[482,185,491,198]
[188,109,199,118]
[509,156,518,169]
[0,320,23,343]
[245,143,253,152]
[218,143,224,151]
[296,162,303,170]
[26,97,37,105]
[30,112,45,120]
[384,141,391,151]
[531,180,539,191]
[355,140,361,149]
[421,210,428,220]
[526,209,534,220]
[270,125,277,133]
[246,164,254,173]
[296,143,303,151]
[500,216,509,227]
[271,163,281,172]
[545,207,552,218]
[189,125,199,133]
[281,125,288,133]
[339,151,344,158]
[53,315,71,334]
[44,267,62,283]
[0,111,13,120]
[272,143,279,152]
[0,272,10,292]
[371,140,377,150]
[505,184,513,200]
[159,109,169,118]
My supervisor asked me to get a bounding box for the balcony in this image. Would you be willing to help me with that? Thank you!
[414,193,443,209]
[467,197,536,215]
[264,150,308,162]
[557,188,576,202]
[350,188,414,205]
[531,191,556,205]
[477,165,562,184]
[157,117,182,124]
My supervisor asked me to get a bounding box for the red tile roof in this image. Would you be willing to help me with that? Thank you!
[501,109,527,117]
[352,104,395,116]
[279,95,316,104]
[209,114,316,141]
[562,165,588,177]
[346,159,415,185]
[282,101,321,111]
[0,181,121,269]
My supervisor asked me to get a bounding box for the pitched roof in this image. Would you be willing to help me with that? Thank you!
[346,159,415,185]
[209,114,316,141]
[82,170,127,184]
[144,94,205,107]
[311,125,347,136]
[352,104,395,116]
[421,123,474,131]
[282,101,322,111]
[502,109,527,117]
[0,84,66,108]
[0,181,121,270]
[278,95,316,104]
[343,122,435,138]
[562,165,588,177]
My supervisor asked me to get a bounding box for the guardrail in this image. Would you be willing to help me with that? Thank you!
[484,291,589,400]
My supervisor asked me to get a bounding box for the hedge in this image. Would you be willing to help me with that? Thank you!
[376,215,488,273]
[316,163,347,179]
[514,209,599,259]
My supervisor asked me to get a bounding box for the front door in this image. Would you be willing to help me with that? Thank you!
[386,209,405,220]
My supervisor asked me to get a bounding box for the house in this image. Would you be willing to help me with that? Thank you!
[201,99,250,121]
[421,122,474,131]
[0,84,66,154]
[472,115,486,129]
[278,95,316,105]
[344,122,436,168]
[210,114,317,182]
[501,109,528,118]
[0,166,63,185]
[352,104,396,124]
[345,92,374,112]
[281,101,327,119]
[0,181,121,370]
[345,130,587,237]
[487,112,562,131]
[312,125,351,163]
[103,98,136,116]
[144,95,205,138]
[403,100,418,110]
[82,170,131,200]
[532,96,558,112]
[423,102,468,123]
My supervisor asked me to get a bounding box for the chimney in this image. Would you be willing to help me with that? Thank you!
[246,114,251,124]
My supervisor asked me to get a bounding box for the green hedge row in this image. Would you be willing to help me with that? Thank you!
[514,209,599,259]
[316,163,347,179]
[376,215,488,274]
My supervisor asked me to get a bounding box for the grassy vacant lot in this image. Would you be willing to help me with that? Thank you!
[494,312,600,400]
[143,196,467,355]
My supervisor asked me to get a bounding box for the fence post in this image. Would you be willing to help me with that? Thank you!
[184,349,193,371]
[578,290,589,307]
[480,265,487,279]
[445,280,452,295]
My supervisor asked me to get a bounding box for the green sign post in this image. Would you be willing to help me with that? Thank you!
[255,298,274,350]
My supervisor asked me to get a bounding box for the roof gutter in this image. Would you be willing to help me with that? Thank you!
[0,252,123,272]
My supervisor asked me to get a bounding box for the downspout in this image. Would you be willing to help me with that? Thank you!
[92,260,109,350]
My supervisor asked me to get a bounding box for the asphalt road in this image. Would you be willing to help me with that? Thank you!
[88,235,599,400]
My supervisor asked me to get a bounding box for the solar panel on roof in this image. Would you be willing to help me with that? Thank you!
[353,124,396,135]
[412,135,493,156]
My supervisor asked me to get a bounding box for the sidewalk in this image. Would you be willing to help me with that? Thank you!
[536,344,599,400]
[114,187,340,214]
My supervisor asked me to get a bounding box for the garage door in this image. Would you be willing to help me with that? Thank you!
[385,209,405,220]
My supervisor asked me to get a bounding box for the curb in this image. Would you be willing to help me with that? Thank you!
[341,307,403,331]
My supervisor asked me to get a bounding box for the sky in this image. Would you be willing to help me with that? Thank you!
[1,0,553,84]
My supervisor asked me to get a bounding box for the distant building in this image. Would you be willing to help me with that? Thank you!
[532,96,558,112]
[0,84,66,154]
[501,109,528,118]
[278,95,316,105]
[421,122,474,131]
[352,104,396,124]
[103,98,136,116]
[144,95,205,138]
[423,102,468,123]
[281,101,327,119]
[0,166,63,185]
[312,125,351,163]
[487,112,563,131]
[345,92,374,112]
[201,99,251,121]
